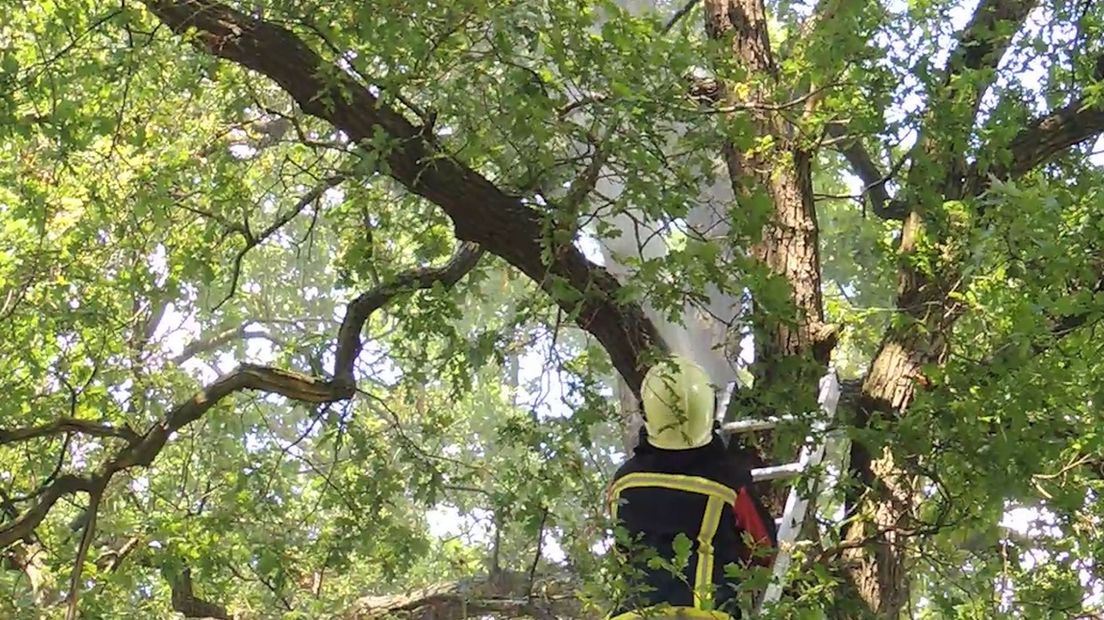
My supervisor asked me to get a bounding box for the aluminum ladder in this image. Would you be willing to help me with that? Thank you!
[720,371,846,613]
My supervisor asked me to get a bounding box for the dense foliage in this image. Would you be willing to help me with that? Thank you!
[1,0,1103,618]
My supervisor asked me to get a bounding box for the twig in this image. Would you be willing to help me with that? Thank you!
[662,0,700,34]
[526,506,549,601]
[213,173,347,310]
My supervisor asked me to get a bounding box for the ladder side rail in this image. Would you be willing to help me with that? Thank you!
[758,372,842,613]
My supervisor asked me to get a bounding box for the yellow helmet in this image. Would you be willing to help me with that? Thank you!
[640,356,715,450]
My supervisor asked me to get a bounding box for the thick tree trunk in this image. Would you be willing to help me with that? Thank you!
[703,0,837,521]
[836,447,914,618]
[839,208,963,616]
[703,1,836,401]
[746,152,835,383]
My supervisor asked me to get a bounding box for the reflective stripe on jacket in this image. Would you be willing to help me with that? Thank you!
[607,431,777,620]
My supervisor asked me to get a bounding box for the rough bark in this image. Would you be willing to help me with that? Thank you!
[748,151,836,376]
[703,0,835,398]
[702,0,842,579]
[345,571,579,620]
[170,567,231,620]
[125,2,1104,618]
[831,2,1048,614]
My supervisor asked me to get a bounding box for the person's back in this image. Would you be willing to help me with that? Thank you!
[607,357,776,620]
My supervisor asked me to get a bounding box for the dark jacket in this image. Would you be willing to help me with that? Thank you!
[606,428,777,620]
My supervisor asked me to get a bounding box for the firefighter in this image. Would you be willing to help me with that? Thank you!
[607,356,777,620]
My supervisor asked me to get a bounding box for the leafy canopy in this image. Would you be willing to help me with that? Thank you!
[1,0,1104,618]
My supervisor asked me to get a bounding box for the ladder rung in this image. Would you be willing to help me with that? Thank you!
[751,462,803,482]
[721,415,797,435]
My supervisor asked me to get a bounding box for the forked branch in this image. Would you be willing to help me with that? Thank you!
[0,242,483,551]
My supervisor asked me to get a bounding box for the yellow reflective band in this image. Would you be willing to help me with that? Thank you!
[693,496,724,609]
[608,606,735,620]
[609,473,738,507]
[606,473,734,613]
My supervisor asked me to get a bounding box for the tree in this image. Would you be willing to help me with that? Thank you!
[2,0,1104,618]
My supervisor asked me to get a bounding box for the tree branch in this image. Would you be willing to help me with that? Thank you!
[344,571,578,620]
[332,242,482,380]
[702,0,837,392]
[0,476,98,549]
[975,271,1104,378]
[0,242,482,551]
[140,0,662,392]
[799,0,848,39]
[942,0,1039,124]
[214,173,347,310]
[0,417,140,446]
[97,535,141,573]
[65,477,107,620]
[662,0,700,34]
[966,96,1104,196]
[897,0,1039,209]
[256,175,346,244]
[169,324,287,365]
[5,540,53,606]
[825,123,909,220]
[170,566,231,620]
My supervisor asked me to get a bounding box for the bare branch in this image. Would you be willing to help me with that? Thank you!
[557,93,609,119]
[526,507,549,600]
[0,417,140,446]
[257,175,346,243]
[662,0,700,34]
[97,535,141,573]
[332,242,483,381]
[214,173,347,310]
[140,0,662,392]
[559,141,608,217]
[169,324,286,365]
[0,476,98,548]
[65,477,108,620]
